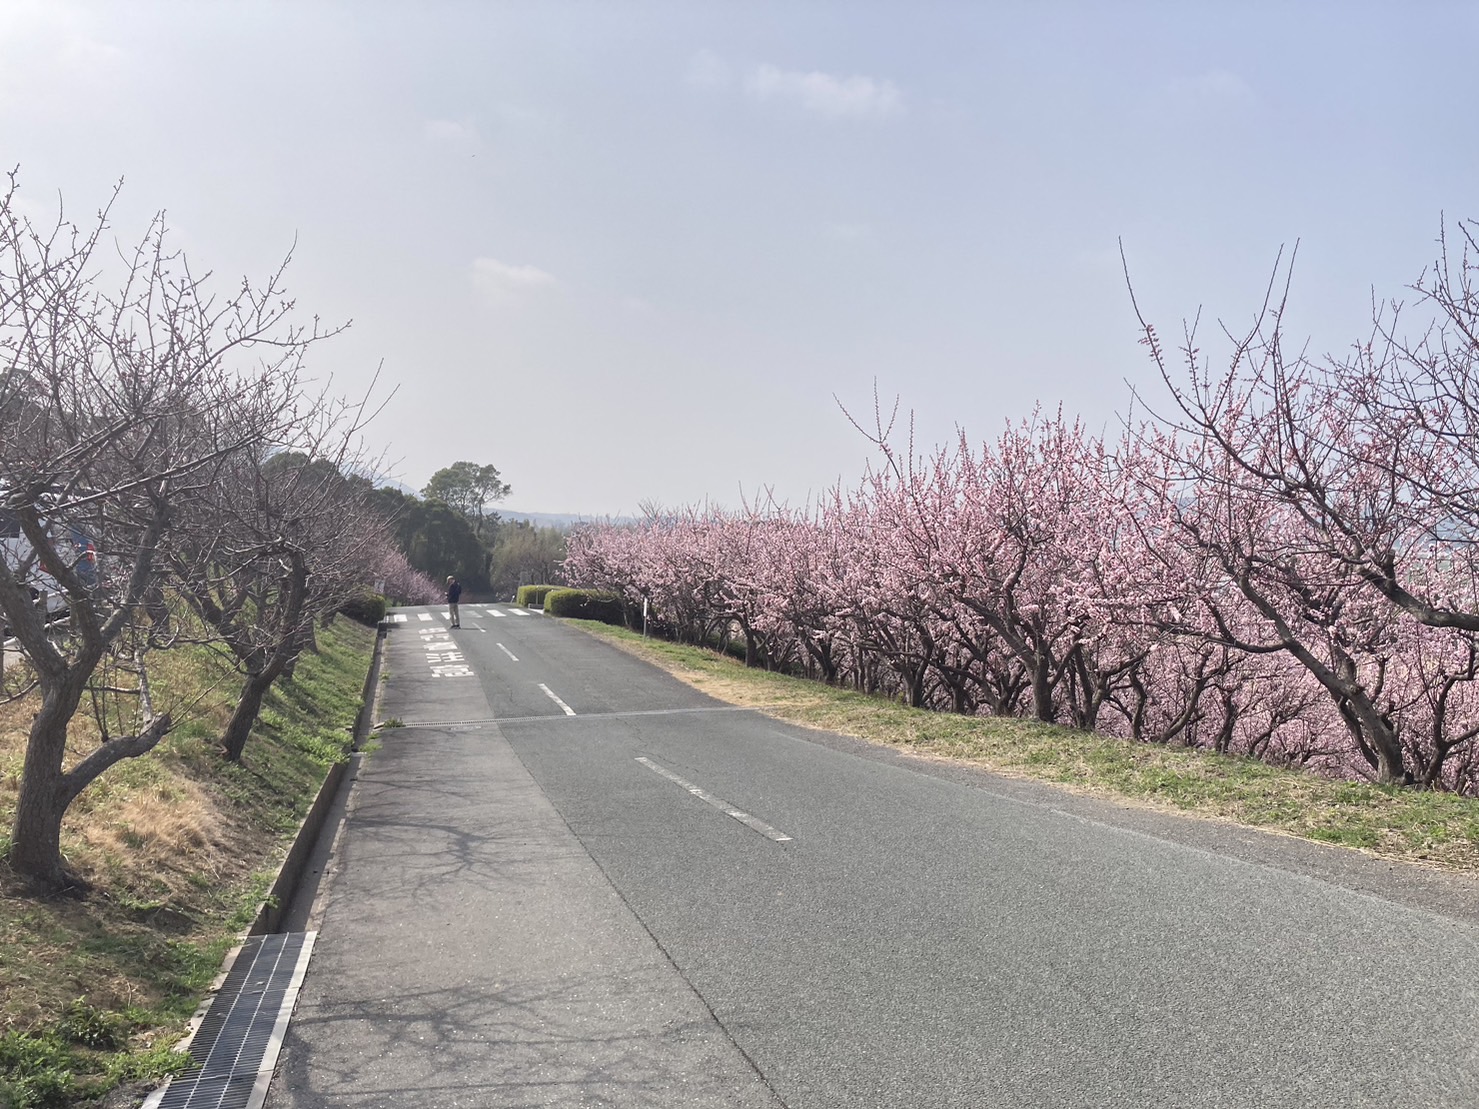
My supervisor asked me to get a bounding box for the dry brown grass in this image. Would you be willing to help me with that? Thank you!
[0,645,267,907]
[0,620,371,1050]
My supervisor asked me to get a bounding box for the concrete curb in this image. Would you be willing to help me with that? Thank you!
[143,619,391,1107]
[246,618,390,937]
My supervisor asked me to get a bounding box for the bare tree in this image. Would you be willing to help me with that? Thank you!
[0,174,335,889]
[169,394,390,761]
[1327,218,1479,632]
[1124,237,1479,786]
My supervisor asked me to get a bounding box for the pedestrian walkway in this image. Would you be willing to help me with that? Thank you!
[262,621,781,1108]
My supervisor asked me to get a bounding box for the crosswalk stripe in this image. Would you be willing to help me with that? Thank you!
[418,613,433,621]
[510,609,530,617]
[486,609,506,617]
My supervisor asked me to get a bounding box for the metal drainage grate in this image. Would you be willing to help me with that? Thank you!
[146,931,316,1109]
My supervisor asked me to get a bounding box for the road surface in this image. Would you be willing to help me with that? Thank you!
[267,603,1479,1108]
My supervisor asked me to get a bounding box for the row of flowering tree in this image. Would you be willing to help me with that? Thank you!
[568,221,1479,796]
[0,175,437,890]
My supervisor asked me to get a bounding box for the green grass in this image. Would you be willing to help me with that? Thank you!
[0,618,373,1108]
[568,619,1479,875]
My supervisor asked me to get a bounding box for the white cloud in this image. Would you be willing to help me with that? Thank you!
[745,64,903,120]
[56,35,123,71]
[425,118,474,143]
[471,257,558,299]
[0,3,125,110]
[621,295,661,318]
[686,48,730,89]
[1173,69,1255,105]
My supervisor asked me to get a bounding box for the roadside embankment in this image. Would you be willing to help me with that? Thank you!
[0,617,376,1108]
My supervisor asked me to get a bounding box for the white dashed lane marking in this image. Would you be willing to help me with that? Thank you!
[537,683,576,715]
[634,757,793,843]
[497,643,519,662]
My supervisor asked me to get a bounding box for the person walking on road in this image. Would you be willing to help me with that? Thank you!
[446,575,462,628]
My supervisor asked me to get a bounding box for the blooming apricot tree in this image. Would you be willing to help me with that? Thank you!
[568,225,1479,794]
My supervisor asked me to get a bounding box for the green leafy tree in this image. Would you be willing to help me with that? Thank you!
[368,487,490,593]
[490,521,568,599]
[421,462,511,541]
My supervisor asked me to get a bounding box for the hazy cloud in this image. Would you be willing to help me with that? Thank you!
[0,4,124,108]
[745,64,903,119]
[1172,69,1256,105]
[686,48,731,89]
[824,222,873,241]
[621,295,661,316]
[471,257,558,299]
[425,118,475,143]
[56,35,122,70]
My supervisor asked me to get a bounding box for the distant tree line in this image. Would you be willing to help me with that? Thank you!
[373,462,567,601]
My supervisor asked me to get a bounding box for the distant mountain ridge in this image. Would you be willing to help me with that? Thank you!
[373,481,631,529]
[499,510,636,529]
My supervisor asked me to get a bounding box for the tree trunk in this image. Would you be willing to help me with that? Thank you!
[1369,721,1407,786]
[222,667,275,762]
[907,664,927,708]
[742,625,759,668]
[802,637,838,684]
[222,631,302,761]
[8,755,67,888]
[1031,655,1055,723]
[8,681,86,888]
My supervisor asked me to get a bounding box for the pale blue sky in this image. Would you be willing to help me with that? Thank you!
[4,1,1476,515]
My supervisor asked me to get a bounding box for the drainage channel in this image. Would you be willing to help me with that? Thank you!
[143,931,315,1109]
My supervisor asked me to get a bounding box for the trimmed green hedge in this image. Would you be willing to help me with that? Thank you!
[516,584,558,609]
[542,588,626,626]
[339,592,387,626]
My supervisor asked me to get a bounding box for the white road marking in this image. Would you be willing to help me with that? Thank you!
[537,683,576,715]
[389,706,751,729]
[496,642,519,662]
[486,609,506,617]
[634,757,793,843]
[510,608,530,617]
[418,613,433,621]
[390,613,408,623]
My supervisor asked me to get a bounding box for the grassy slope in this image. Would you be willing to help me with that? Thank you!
[0,619,373,1108]
[569,620,1479,875]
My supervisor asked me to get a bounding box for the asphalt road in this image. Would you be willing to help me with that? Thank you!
[267,603,1479,1108]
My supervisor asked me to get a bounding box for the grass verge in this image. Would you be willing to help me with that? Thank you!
[568,620,1479,875]
[0,618,374,1108]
